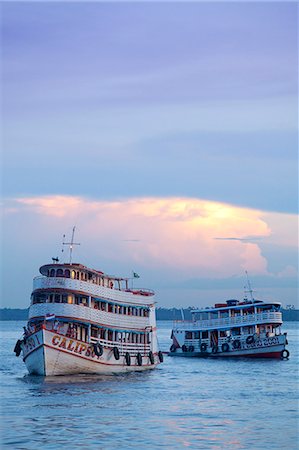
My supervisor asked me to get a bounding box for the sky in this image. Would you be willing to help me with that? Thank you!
[1,1,298,309]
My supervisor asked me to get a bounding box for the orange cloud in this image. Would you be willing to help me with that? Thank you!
[14,195,273,278]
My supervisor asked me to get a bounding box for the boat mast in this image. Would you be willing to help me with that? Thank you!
[245,270,254,302]
[63,226,80,265]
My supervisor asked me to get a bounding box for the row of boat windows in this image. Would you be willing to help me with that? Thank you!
[90,326,151,344]
[184,325,275,339]
[194,306,280,320]
[31,292,150,317]
[47,268,117,288]
[184,330,241,339]
[40,321,151,344]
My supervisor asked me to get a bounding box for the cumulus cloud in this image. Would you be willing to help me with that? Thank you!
[13,195,271,278]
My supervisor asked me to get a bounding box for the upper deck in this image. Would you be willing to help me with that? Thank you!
[33,276,154,306]
[34,262,154,306]
[173,311,283,332]
[173,299,283,331]
[192,299,281,315]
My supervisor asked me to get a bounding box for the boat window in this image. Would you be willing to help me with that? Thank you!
[220,310,229,318]
[80,297,88,306]
[65,269,70,278]
[194,331,200,339]
[56,269,63,278]
[91,327,98,338]
[201,331,208,339]
[49,268,55,277]
[71,270,76,279]
[32,292,48,304]
[185,331,192,339]
[210,311,218,319]
[231,327,241,336]
[61,294,68,303]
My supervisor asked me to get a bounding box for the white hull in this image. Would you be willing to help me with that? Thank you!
[22,329,159,376]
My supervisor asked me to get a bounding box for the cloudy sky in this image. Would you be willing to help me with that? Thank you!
[1,2,298,308]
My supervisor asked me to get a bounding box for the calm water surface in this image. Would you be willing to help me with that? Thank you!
[1,321,298,449]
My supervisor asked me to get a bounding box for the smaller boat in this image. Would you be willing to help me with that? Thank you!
[169,297,289,359]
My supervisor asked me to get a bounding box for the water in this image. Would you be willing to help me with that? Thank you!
[1,321,298,449]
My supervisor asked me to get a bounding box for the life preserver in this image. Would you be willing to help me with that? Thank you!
[200,343,207,352]
[182,345,188,353]
[148,351,155,364]
[170,344,176,353]
[125,352,131,366]
[158,351,163,362]
[246,336,255,345]
[233,339,241,349]
[14,340,22,357]
[188,345,195,352]
[113,346,120,360]
[212,346,218,354]
[281,349,290,359]
[93,343,103,357]
[221,343,229,352]
[136,352,142,366]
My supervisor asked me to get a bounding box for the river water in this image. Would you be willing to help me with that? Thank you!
[1,321,298,449]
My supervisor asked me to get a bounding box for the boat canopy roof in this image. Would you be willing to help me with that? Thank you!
[192,300,282,314]
[39,263,129,282]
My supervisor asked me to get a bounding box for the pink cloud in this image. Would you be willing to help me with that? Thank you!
[13,195,273,277]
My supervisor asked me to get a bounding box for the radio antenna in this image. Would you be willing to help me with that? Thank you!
[245,270,254,302]
[62,226,80,264]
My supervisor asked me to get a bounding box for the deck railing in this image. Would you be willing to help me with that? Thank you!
[33,276,154,305]
[90,336,151,355]
[29,303,150,330]
[173,311,282,330]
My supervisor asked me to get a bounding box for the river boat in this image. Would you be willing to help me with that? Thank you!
[169,298,289,359]
[14,230,163,375]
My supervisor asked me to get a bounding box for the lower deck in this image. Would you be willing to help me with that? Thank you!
[22,328,161,376]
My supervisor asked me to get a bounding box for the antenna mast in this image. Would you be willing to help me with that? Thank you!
[62,226,80,265]
[245,270,254,302]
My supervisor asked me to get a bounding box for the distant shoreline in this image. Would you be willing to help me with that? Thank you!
[1,307,298,321]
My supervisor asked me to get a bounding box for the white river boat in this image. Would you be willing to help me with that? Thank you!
[169,298,289,359]
[14,231,163,375]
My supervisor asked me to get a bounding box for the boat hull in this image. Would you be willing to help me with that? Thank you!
[22,329,159,376]
[168,335,288,359]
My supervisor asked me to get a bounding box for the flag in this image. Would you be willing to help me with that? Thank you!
[45,314,56,321]
[133,272,140,278]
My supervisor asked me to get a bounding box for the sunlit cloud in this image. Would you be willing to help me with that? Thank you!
[2,195,297,307]
[12,195,273,278]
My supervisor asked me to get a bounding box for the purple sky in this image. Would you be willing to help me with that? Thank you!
[1,2,298,308]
